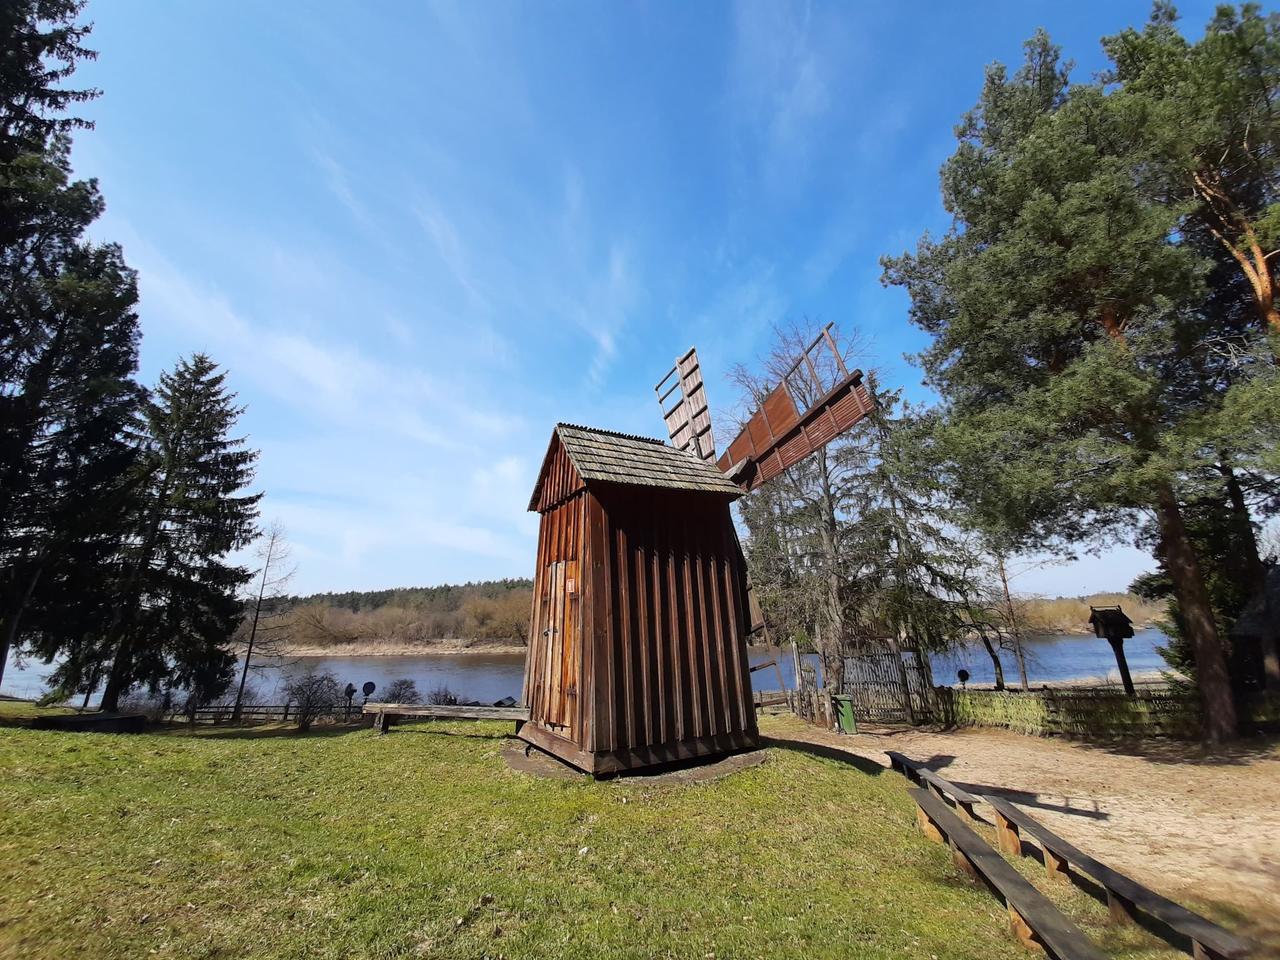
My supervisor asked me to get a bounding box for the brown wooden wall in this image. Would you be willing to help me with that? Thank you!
[581,484,758,768]
[522,492,586,742]
[531,434,585,512]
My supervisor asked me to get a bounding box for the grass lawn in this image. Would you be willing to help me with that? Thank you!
[0,699,75,722]
[0,714,1184,959]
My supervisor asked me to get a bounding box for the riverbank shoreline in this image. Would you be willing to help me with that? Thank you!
[962,668,1178,690]
[281,640,527,658]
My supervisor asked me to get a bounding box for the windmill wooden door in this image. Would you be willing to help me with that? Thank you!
[537,560,579,732]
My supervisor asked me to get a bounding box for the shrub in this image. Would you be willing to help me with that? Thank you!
[381,678,421,704]
[426,685,458,706]
[284,671,341,731]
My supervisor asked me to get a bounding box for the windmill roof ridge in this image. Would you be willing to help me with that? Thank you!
[528,421,741,510]
[556,422,669,446]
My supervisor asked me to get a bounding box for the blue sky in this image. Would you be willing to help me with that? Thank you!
[71,0,1221,597]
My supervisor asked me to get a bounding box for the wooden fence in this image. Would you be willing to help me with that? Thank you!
[841,650,934,724]
[162,703,369,725]
[936,687,1280,739]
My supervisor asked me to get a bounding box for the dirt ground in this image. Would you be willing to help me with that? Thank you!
[760,713,1280,942]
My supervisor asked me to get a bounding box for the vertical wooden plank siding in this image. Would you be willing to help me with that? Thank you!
[585,485,759,761]
[532,435,586,513]
[522,491,585,734]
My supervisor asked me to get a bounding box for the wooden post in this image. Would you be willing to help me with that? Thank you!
[950,840,979,882]
[915,806,944,843]
[1007,903,1043,953]
[994,811,1022,856]
[1044,846,1070,883]
[1106,889,1136,926]
[1107,636,1137,697]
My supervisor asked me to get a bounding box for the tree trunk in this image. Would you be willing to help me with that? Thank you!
[1193,173,1280,340]
[997,555,1030,691]
[979,632,1005,691]
[233,552,271,723]
[99,457,179,714]
[1154,482,1237,743]
[816,449,846,692]
[99,635,133,712]
[1107,637,1136,696]
[911,642,938,716]
[1219,461,1266,597]
[0,563,44,691]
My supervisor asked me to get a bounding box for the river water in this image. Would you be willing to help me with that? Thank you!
[1,628,1171,706]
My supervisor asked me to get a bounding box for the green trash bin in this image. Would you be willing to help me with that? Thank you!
[832,695,857,735]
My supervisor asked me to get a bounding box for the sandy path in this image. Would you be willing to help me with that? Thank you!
[760,714,1280,942]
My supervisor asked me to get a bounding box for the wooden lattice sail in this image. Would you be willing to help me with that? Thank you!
[715,323,874,492]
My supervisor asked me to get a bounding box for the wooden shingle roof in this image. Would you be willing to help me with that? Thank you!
[528,423,741,510]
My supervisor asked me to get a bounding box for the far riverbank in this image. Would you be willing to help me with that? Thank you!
[276,627,1157,659]
[277,639,526,657]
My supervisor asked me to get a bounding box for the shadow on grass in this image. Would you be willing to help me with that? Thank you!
[760,735,886,776]
[157,721,365,741]
[376,723,514,742]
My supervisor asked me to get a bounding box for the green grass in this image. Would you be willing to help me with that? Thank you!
[0,715,1176,960]
[0,699,75,722]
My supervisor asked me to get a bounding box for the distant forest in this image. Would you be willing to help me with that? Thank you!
[273,579,534,648]
[282,579,533,614]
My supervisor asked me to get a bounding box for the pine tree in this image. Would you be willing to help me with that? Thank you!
[881,25,1278,742]
[98,355,261,711]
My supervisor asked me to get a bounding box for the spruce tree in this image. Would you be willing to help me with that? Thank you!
[98,355,261,711]
[0,2,144,690]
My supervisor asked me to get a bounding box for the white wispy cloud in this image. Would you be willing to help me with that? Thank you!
[117,228,537,590]
[728,0,833,190]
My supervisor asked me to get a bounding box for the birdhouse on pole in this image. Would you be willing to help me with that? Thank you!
[1088,605,1136,696]
[520,324,876,775]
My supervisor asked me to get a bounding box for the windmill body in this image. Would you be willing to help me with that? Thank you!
[520,325,873,775]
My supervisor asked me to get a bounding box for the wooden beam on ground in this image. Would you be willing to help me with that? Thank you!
[983,795,1253,960]
[908,789,1106,960]
[361,703,530,721]
[886,751,983,821]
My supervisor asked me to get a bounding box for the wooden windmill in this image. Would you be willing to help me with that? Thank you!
[520,323,874,775]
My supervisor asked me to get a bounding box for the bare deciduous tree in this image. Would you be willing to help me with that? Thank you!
[232,521,296,722]
[284,671,340,732]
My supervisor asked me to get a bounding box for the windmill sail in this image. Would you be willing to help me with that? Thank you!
[716,323,874,492]
[655,347,715,462]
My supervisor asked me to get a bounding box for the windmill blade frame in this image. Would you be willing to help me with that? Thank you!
[655,347,716,462]
[716,322,874,492]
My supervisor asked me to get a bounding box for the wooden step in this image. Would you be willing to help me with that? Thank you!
[909,787,1106,960]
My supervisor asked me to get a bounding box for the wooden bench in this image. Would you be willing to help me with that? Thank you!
[362,702,529,734]
[908,788,1106,960]
[886,751,983,821]
[984,795,1252,960]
